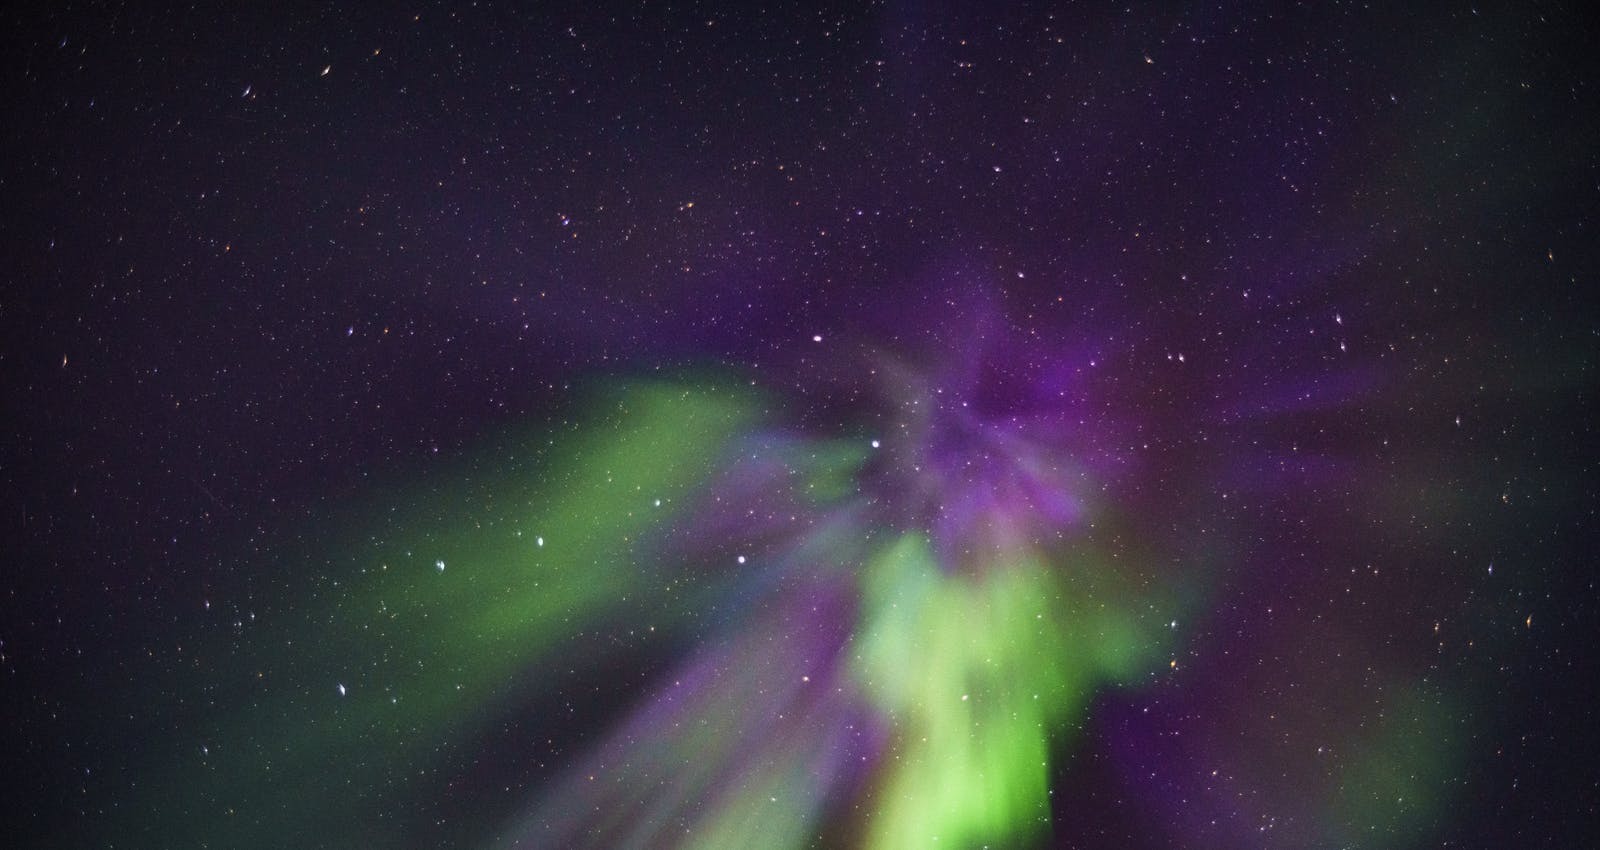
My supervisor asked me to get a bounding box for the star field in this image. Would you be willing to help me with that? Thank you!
[4,2,1598,848]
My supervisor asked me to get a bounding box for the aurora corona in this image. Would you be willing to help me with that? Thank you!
[503,338,1180,848]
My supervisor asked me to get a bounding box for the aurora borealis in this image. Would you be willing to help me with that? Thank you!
[5,2,1598,848]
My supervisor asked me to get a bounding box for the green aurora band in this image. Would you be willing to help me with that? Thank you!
[851,534,1166,849]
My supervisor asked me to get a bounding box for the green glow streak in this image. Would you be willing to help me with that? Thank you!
[1329,684,1462,847]
[344,380,758,726]
[800,439,871,504]
[850,534,1166,849]
[109,379,757,848]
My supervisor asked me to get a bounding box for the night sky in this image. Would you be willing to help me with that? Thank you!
[5,2,1599,848]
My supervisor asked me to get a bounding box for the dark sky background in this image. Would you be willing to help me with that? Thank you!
[4,2,1598,848]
